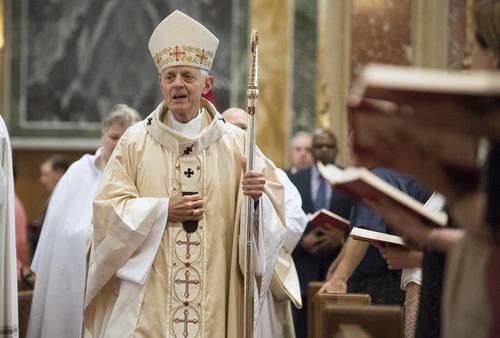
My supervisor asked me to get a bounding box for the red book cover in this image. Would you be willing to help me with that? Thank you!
[308,208,350,233]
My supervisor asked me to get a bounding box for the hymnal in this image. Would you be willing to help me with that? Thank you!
[308,208,350,233]
[350,227,406,247]
[317,163,448,227]
[349,63,500,133]
[349,104,482,175]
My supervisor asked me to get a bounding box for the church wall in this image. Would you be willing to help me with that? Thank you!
[2,0,249,221]
[1,0,472,219]
[319,0,470,166]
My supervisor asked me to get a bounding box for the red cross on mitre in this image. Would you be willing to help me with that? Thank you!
[170,46,186,61]
[196,49,207,64]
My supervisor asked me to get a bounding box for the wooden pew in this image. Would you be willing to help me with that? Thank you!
[336,324,373,338]
[314,293,371,338]
[307,281,325,338]
[319,304,403,338]
[18,290,34,338]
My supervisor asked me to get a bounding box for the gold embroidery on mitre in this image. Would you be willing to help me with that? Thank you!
[154,45,215,71]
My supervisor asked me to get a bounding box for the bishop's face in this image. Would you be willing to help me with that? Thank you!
[159,66,213,123]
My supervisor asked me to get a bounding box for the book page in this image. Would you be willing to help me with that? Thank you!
[319,166,448,227]
[350,227,406,247]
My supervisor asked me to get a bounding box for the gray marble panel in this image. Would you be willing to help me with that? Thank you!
[7,0,247,137]
[292,0,317,134]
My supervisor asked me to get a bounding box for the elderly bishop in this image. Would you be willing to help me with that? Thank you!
[84,10,286,338]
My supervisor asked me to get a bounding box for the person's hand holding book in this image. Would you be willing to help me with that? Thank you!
[302,227,344,255]
[363,198,434,249]
[373,244,423,270]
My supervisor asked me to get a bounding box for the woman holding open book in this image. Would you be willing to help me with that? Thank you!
[345,1,500,337]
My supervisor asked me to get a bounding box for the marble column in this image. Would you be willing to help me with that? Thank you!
[412,0,450,68]
[317,0,352,166]
[250,0,294,168]
[292,0,318,135]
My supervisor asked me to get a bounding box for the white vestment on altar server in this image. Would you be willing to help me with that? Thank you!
[84,99,286,338]
[28,150,103,338]
[0,116,18,338]
[257,168,307,338]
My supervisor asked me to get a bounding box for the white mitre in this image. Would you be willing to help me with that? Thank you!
[148,10,219,73]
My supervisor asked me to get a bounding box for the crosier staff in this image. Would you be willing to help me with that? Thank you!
[243,30,259,338]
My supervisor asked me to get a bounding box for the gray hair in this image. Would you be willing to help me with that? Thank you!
[102,104,141,131]
[199,69,209,79]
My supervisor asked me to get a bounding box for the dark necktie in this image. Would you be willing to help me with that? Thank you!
[315,176,327,211]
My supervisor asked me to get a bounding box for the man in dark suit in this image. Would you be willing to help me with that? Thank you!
[289,129,353,338]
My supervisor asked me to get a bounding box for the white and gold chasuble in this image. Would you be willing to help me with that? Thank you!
[84,99,286,338]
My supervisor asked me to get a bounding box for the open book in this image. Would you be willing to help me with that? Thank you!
[308,209,350,232]
[350,63,500,112]
[349,227,406,247]
[317,163,448,227]
[349,103,483,175]
[349,65,500,161]
[349,193,445,247]
[347,64,499,174]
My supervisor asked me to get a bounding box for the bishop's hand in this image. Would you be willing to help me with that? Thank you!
[241,156,266,201]
[168,194,205,223]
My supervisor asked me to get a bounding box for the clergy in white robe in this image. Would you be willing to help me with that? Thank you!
[28,151,104,338]
[27,105,140,338]
[0,115,19,338]
[258,168,306,338]
[84,10,286,338]
[222,107,307,338]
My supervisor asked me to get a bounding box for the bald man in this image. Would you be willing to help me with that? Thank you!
[221,107,248,130]
[222,107,307,338]
[288,132,313,175]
